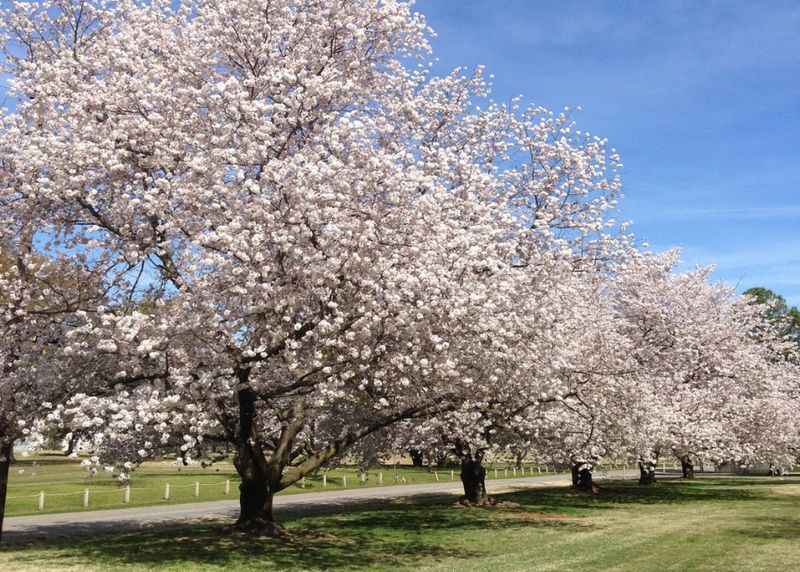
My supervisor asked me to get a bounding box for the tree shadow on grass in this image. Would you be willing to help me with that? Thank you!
[497,479,769,516]
[2,479,784,571]
[682,477,800,488]
[2,495,588,571]
[734,516,800,541]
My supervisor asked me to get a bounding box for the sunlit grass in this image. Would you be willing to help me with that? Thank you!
[3,477,799,571]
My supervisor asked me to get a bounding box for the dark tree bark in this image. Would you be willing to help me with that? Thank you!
[233,374,282,535]
[638,460,657,485]
[0,442,13,544]
[460,457,489,504]
[571,461,594,492]
[409,448,424,467]
[680,455,695,479]
[768,464,786,477]
[64,432,80,456]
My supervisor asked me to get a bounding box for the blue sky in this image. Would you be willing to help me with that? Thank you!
[419,0,800,306]
[1,1,798,305]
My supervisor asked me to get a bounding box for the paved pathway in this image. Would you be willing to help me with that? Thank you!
[3,469,634,543]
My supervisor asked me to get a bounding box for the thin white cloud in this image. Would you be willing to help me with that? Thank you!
[661,205,800,220]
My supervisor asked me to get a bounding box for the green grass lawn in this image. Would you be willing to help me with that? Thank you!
[2,477,798,571]
[5,454,560,517]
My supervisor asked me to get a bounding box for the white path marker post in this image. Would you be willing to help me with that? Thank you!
[323,473,327,487]
[378,472,383,485]
[194,482,200,497]
[494,468,498,479]
[83,489,90,509]
[37,491,45,511]
[343,476,347,488]
[450,470,454,481]
[224,479,230,495]
[434,471,439,482]
[164,483,171,500]
[123,485,131,504]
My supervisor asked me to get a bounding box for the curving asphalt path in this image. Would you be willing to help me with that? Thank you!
[3,469,635,544]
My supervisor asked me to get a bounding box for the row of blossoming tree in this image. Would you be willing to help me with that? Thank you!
[0,0,798,540]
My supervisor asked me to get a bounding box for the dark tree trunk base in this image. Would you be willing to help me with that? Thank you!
[0,443,11,544]
[680,456,695,479]
[571,462,597,494]
[460,457,488,505]
[409,449,425,468]
[234,516,286,537]
[639,461,657,485]
[457,495,498,507]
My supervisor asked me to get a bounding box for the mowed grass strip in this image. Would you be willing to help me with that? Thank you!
[6,454,558,517]
[3,477,799,571]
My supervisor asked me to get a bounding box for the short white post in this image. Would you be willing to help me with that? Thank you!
[38,491,45,511]
[378,472,383,485]
[343,476,347,488]
[361,473,366,484]
[450,470,454,481]
[164,483,171,500]
[504,468,508,478]
[494,468,498,479]
[194,481,200,497]
[323,473,327,487]
[124,485,131,504]
[434,471,439,481]
[83,488,90,509]
[224,479,231,495]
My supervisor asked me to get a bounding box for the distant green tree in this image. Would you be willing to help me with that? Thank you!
[744,287,800,346]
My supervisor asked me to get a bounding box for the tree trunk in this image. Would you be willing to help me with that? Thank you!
[0,442,13,544]
[460,457,489,505]
[64,433,80,456]
[233,378,282,535]
[409,448,424,467]
[680,455,695,479]
[638,460,657,485]
[571,461,594,492]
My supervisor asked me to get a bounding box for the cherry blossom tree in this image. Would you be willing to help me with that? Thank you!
[2,0,797,544]
[0,0,518,533]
